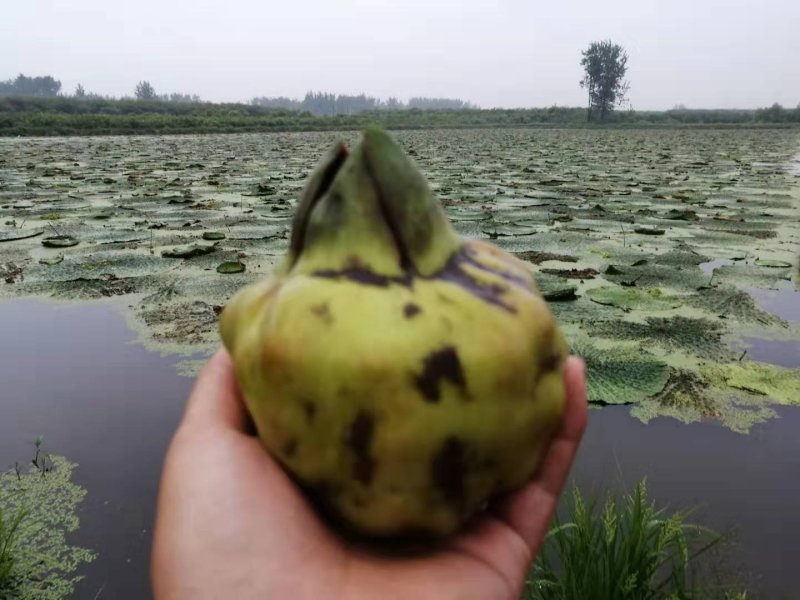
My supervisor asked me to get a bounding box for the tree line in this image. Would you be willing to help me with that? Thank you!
[251,92,477,115]
[0,75,477,116]
[2,96,798,137]
[1,64,799,136]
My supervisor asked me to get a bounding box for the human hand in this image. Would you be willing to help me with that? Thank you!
[151,349,587,600]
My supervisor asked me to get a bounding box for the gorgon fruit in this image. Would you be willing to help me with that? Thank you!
[220,127,568,538]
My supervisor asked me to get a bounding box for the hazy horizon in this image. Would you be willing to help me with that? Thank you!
[2,0,799,110]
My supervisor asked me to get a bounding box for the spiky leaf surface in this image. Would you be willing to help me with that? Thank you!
[587,316,732,359]
[570,340,670,405]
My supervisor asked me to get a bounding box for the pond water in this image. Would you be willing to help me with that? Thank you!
[0,297,798,599]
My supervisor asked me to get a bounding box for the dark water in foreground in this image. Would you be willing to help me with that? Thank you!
[0,298,798,599]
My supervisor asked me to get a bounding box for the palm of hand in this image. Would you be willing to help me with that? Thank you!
[152,351,587,600]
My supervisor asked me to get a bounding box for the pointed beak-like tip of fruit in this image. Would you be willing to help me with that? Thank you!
[361,126,403,164]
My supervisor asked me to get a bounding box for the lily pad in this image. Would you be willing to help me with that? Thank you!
[685,285,784,325]
[216,260,246,274]
[39,255,64,265]
[588,316,731,360]
[202,231,227,241]
[542,285,577,301]
[514,251,578,265]
[634,227,665,235]
[540,267,599,279]
[162,243,217,258]
[702,363,800,405]
[42,235,79,248]
[0,228,44,242]
[586,286,682,312]
[754,258,792,268]
[571,340,670,405]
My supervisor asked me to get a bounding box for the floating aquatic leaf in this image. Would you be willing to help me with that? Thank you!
[570,339,670,405]
[712,264,790,288]
[652,247,709,267]
[39,255,64,265]
[587,316,731,359]
[634,226,665,235]
[603,263,708,291]
[0,228,44,242]
[754,258,792,268]
[586,285,682,312]
[202,231,226,240]
[216,260,246,274]
[663,209,699,221]
[162,243,217,258]
[41,235,79,248]
[540,267,599,279]
[685,285,785,325]
[630,369,779,433]
[514,251,578,265]
[542,285,577,301]
[702,362,800,405]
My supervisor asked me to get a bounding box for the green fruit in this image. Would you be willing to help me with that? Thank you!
[220,128,568,538]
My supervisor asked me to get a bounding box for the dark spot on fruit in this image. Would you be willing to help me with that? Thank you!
[404,303,421,318]
[462,245,534,291]
[539,353,561,374]
[302,400,317,423]
[436,252,516,314]
[348,410,375,485]
[432,437,467,508]
[311,301,333,324]
[283,438,298,457]
[415,346,467,403]
[313,267,409,287]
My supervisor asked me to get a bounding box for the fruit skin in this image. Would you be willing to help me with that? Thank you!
[220,128,568,538]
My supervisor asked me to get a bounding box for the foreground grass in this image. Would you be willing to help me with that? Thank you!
[0,501,26,590]
[524,481,745,600]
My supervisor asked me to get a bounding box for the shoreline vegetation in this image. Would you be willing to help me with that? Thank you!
[2,96,799,137]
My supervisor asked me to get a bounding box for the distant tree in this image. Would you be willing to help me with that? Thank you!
[408,97,477,110]
[0,74,61,97]
[383,96,404,110]
[248,92,476,114]
[162,92,201,103]
[580,41,629,121]
[74,83,86,98]
[135,80,156,100]
[755,102,788,123]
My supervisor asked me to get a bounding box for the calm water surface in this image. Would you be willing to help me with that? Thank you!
[0,298,798,599]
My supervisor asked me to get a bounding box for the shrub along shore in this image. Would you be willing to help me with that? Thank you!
[1,96,799,136]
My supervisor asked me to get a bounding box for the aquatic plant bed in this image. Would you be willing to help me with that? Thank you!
[1,129,798,431]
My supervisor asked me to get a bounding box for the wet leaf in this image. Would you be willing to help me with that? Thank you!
[216,260,246,274]
[571,339,670,405]
[162,243,217,258]
[586,286,682,312]
[0,228,44,242]
[42,235,79,248]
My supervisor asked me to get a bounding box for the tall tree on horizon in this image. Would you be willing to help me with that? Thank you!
[134,80,156,100]
[580,41,629,121]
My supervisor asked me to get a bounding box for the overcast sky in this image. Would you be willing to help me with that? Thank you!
[2,0,798,109]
